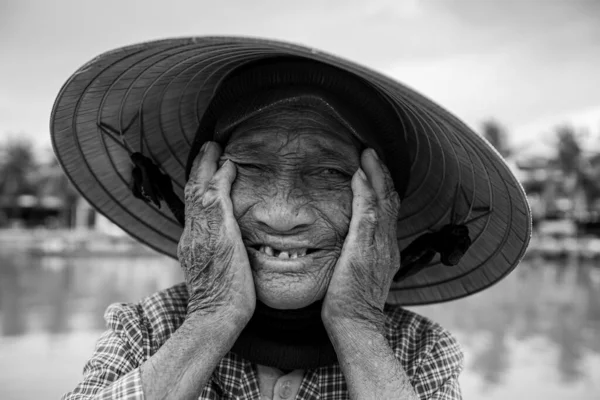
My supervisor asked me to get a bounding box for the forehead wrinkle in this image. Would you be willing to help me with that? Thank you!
[227,104,360,139]
[282,136,356,165]
[224,106,363,165]
[313,147,355,164]
[281,108,358,148]
[231,123,352,146]
[225,140,264,155]
[228,131,357,167]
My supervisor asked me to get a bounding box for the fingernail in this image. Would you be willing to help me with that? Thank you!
[369,148,380,160]
[357,168,367,180]
[200,141,210,154]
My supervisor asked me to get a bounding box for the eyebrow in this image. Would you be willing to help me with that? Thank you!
[228,142,353,160]
[314,146,354,162]
[225,141,267,158]
[225,134,360,167]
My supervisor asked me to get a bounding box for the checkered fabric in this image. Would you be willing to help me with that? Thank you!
[63,284,463,399]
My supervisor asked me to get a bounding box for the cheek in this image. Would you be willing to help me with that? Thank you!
[231,172,353,236]
[230,175,264,218]
[311,186,353,234]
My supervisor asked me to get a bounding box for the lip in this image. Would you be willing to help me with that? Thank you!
[246,246,310,270]
[246,245,326,271]
[245,237,322,256]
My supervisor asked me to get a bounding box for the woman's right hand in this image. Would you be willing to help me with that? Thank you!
[177,141,256,327]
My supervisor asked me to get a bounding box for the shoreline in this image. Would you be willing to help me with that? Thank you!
[2,228,600,261]
[0,228,160,258]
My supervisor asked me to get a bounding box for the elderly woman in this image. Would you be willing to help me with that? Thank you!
[53,37,530,400]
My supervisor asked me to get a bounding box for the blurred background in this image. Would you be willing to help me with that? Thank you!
[1,0,599,398]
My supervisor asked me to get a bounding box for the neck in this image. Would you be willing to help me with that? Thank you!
[230,300,338,370]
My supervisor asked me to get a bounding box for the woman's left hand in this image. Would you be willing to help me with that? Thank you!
[322,148,402,330]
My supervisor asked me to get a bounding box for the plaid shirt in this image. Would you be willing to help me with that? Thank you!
[63,284,463,400]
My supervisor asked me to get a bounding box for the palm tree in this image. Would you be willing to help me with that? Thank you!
[0,137,36,197]
[552,125,600,235]
[36,157,81,227]
[554,126,583,219]
[556,126,582,177]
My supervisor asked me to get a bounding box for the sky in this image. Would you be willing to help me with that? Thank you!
[1,0,599,159]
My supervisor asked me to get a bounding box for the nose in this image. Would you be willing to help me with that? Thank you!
[252,193,317,234]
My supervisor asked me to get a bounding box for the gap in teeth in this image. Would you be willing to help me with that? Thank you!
[259,246,307,258]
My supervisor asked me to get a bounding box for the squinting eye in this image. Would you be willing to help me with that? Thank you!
[239,163,263,171]
[320,168,348,177]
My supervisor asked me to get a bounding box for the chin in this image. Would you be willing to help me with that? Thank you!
[248,250,334,310]
[253,277,327,310]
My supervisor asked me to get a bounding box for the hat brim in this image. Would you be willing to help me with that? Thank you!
[50,36,531,305]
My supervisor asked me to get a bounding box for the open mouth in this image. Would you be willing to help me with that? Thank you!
[250,245,319,259]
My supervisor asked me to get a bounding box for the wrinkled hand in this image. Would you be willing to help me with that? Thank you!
[177,141,255,326]
[322,148,401,329]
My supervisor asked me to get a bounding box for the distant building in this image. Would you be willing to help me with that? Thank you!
[73,198,127,236]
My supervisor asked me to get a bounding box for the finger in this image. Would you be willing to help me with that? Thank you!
[347,167,378,241]
[207,159,237,199]
[361,148,394,200]
[185,141,223,201]
[199,159,239,229]
[361,148,401,217]
[211,161,248,257]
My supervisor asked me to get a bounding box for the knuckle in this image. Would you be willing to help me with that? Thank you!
[361,206,379,224]
[201,185,221,209]
[381,164,398,194]
[183,178,222,210]
[385,191,401,216]
[358,189,377,208]
[205,177,221,193]
[184,179,203,203]
[380,161,394,181]
[177,230,193,264]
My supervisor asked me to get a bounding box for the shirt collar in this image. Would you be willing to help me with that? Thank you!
[212,352,259,398]
[212,352,323,400]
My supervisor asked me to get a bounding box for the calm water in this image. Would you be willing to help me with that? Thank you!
[0,249,599,399]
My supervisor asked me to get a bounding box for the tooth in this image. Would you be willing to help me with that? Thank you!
[290,252,298,259]
[299,249,307,257]
[278,251,289,259]
[265,246,274,256]
[259,246,265,254]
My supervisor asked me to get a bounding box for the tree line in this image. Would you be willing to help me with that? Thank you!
[482,120,600,220]
[1,120,599,227]
[0,137,78,227]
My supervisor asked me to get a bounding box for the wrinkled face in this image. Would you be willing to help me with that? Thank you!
[222,106,362,309]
